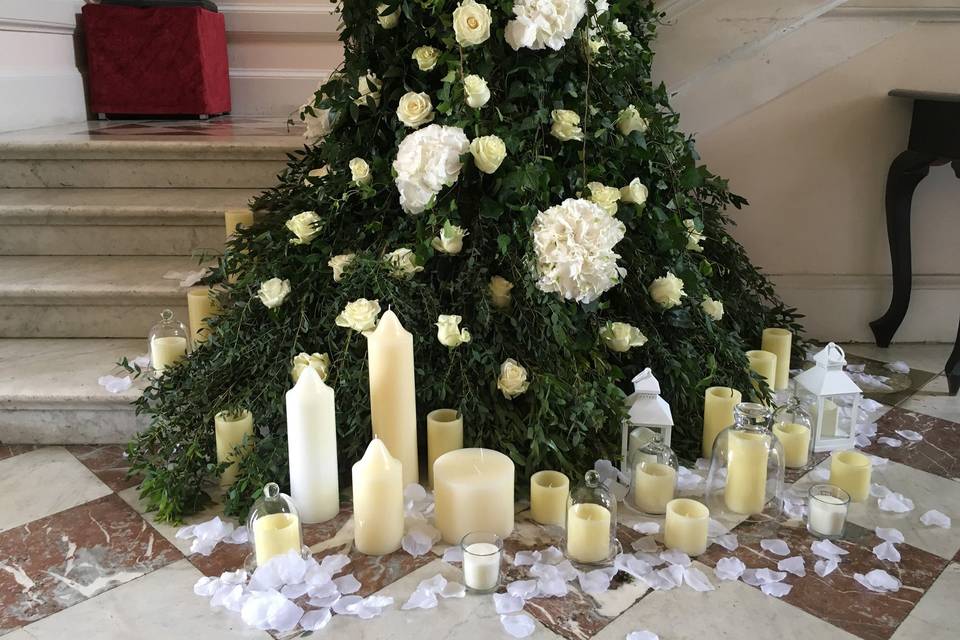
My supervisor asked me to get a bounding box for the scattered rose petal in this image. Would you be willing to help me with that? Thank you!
[224,526,249,545]
[514,550,540,566]
[861,398,884,414]
[714,557,745,581]
[885,360,910,374]
[578,567,618,594]
[714,533,739,551]
[777,556,805,577]
[854,569,901,593]
[98,374,133,394]
[761,581,792,598]
[760,539,790,557]
[494,593,525,614]
[334,574,361,595]
[878,492,915,513]
[442,546,464,563]
[507,580,540,600]
[856,422,878,438]
[741,568,786,587]
[810,467,831,482]
[501,613,536,638]
[877,437,902,448]
[871,483,892,498]
[631,536,660,553]
[872,541,901,563]
[875,527,905,543]
[319,553,351,577]
[402,530,434,557]
[211,584,246,611]
[194,576,219,597]
[299,608,332,631]
[632,522,661,535]
[707,519,729,538]
[895,429,923,442]
[854,434,872,448]
[439,581,465,598]
[280,582,310,599]
[811,539,849,560]
[846,363,866,373]
[132,353,151,369]
[627,631,659,640]
[659,549,691,566]
[539,546,564,565]
[682,566,715,592]
[814,558,839,577]
[614,553,654,580]
[920,509,951,528]
[401,587,438,610]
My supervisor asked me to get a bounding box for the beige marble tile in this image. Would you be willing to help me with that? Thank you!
[3,628,35,640]
[592,561,857,640]
[20,559,271,640]
[900,375,960,423]
[117,486,232,557]
[841,343,951,376]
[892,563,960,640]
[0,447,112,533]
[321,559,559,639]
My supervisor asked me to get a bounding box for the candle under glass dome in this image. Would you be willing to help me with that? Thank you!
[564,470,620,566]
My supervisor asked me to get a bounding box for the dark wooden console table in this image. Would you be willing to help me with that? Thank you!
[869,89,959,395]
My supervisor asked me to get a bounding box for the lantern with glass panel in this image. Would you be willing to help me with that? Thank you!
[794,343,861,453]
[620,368,673,474]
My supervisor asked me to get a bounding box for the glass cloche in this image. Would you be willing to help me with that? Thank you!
[627,438,679,515]
[705,403,785,523]
[148,308,188,374]
[247,482,306,569]
[564,470,619,566]
[772,395,814,470]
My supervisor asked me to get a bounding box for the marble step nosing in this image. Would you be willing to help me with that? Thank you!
[0,205,227,226]
[0,139,297,161]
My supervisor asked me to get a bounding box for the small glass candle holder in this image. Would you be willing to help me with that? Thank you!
[530,470,569,528]
[807,484,850,538]
[148,308,188,374]
[246,482,307,570]
[627,440,678,515]
[663,498,710,556]
[461,531,502,593]
[772,396,814,470]
[564,470,619,566]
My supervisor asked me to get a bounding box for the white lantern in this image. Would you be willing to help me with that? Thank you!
[621,368,674,473]
[794,343,861,453]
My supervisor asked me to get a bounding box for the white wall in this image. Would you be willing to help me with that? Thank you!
[0,0,87,132]
[654,0,960,342]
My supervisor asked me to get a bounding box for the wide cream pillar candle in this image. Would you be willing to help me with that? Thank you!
[664,499,709,556]
[761,328,792,391]
[186,287,218,344]
[215,410,254,488]
[286,366,339,523]
[746,350,777,392]
[427,409,463,487]
[224,209,254,238]
[773,422,811,468]
[724,430,769,514]
[253,512,302,566]
[352,438,404,555]
[433,448,514,544]
[702,387,742,458]
[565,503,611,563]
[530,470,569,527]
[829,450,872,502]
[632,463,676,515]
[151,336,187,373]
[366,309,419,486]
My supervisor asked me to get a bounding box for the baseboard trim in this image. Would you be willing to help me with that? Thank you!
[825,6,960,22]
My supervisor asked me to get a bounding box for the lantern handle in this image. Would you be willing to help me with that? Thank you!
[825,342,846,365]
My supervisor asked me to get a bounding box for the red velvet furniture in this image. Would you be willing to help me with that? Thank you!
[82,4,231,118]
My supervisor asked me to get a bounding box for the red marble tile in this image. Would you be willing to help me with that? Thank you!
[67,444,141,492]
[0,493,181,633]
[860,407,960,481]
[0,443,40,462]
[699,516,948,640]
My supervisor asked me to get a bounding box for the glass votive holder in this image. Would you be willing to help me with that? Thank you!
[807,484,850,539]
[461,531,502,593]
[663,498,710,556]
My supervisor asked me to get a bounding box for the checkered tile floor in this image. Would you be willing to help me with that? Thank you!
[1,344,958,640]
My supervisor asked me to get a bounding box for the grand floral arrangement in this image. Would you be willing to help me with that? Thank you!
[128,0,801,522]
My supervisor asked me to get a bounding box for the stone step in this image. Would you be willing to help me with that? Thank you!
[0,137,297,188]
[0,188,259,256]
[0,256,205,338]
[0,338,148,444]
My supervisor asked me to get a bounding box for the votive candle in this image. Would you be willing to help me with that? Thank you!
[253,512,302,566]
[829,450,872,502]
[664,498,710,556]
[773,422,811,469]
[807,484,850,538]
[461,532,502,593]
[565,503,611,564]
[530,470,569,527]
[427,409,463,488]
[632,462,676,515]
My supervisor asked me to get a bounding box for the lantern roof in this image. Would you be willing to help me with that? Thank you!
[795,343,862,396]
[626,368,674,426]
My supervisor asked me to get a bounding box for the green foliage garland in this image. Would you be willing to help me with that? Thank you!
[127,0,802,523]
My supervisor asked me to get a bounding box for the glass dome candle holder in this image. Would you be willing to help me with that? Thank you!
[148,308,188,374]
[794,343,861,453]
[772,396,814,470]
[705,402,785,522]
[246,482,307,570]
[627,439,679,516]
[564,470,620,566]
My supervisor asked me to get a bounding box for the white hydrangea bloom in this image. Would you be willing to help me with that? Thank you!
[532,198,626,303]
[393,124,470,214]
[505,0,588,51]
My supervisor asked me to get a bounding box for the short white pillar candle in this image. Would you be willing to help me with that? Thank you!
[530,470,569,527]
[461,532,502,593]
[663,498,710,556]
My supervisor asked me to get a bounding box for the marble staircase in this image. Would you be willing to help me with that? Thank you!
[0,118,300,445]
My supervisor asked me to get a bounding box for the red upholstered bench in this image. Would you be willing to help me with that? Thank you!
[82,4,231,118]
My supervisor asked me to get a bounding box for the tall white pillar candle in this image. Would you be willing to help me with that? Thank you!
[365,309,419,486]
[286,366,339,523]
[352,438,404,555]
[427,409,463,487]
[433,448,514,544]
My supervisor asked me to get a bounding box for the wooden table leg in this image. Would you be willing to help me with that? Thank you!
[869,150,937,347]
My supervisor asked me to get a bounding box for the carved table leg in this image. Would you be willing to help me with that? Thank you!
[947,160,960,396]
[869,150,937,347]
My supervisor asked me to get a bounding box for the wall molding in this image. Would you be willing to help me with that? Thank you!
[229,67,333,80]
[825,6,960,22]
[0,0,81,35]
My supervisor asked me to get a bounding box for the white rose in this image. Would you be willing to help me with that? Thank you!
[328,253,356,282]
[257,278,291,309]
[599,322,647,352]
[349,158,372,186]
[412,46,441,71]
[497,358,529,399]
[463,75,490,109]
[551,109,583,142]
[470,135,507,174]
[385,248,424,279]
[356,72,382,107]
[432,221,468,255]
[397,91,435,129]
[612,18,630,38]
[286,211,322,245]
[702,296,724,321]
[586,182,621,215]
[684,219,705,252]
[377,3,400,29]
[436,314,472,348]
[335,298,381,332]
[291,352,330,383]
[617,104,649,136]
[300,106,331,144]
[649,271,686,309]
[488,276,514,309]
[303,166,329,186]
[620,178,648,205]
[452,0,492,47]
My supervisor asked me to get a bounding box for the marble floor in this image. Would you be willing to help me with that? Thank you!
[0,344,958,639]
